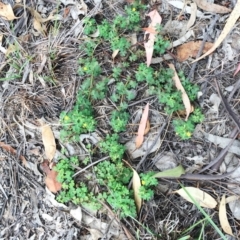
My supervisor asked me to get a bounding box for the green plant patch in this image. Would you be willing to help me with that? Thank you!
[57,0,205,220]
[55,148,158,218]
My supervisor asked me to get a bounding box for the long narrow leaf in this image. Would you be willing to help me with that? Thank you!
[136,103,149,148]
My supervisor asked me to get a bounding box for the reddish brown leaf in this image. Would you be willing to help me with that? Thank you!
[136,103,149,148]
[41,160,61,193]
[0,142,27,166]
[176,41,214,62]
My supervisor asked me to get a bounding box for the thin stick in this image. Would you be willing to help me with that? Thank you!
[73,156,109,177]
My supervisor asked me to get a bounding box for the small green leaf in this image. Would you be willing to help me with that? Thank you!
[153,165,185,178]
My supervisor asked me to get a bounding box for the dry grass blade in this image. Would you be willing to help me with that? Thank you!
[136,103,149,149]
[219,194,234,236]
[168,63,192,120]
[192,0,240,63]
[173,187,217,208]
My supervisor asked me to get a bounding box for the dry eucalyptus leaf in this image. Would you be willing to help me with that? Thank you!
[176,41,214,62]
[193,0,240,63]
[0,3,18,20]
[173,187,217,208]
[194,0,231,14]
[219,195,234,236]
[132,169,142,213]
[168,63,192,120]
[41,124,56,161]
[136,103,149,149]
[144,10,162,66]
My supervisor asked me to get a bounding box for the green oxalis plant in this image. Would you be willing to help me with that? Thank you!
[55,135,158,218]
[56,1,205,218]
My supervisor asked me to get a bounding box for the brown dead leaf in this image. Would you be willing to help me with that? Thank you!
[168,64,192,120]
[40,122,56,162]
[0,3,19,21]
[193,0,240,63]
[0,142,27,166]
[176,41,214,62]
[194,0,231,14]
[144,10,162,66]
[136,103,149,148]
[41,160,62,193]
[219,194,234,236]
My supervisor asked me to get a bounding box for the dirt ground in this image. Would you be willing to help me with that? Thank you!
[1,0,240,239]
